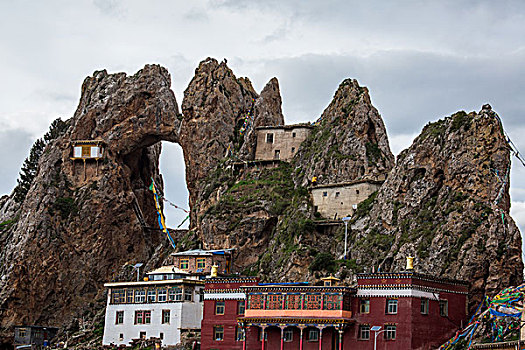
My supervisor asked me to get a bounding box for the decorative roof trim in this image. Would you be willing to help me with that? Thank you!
[357,272,469,286]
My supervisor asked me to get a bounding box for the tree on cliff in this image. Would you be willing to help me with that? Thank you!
[13,118,68,203]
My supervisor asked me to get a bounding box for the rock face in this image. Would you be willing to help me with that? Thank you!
[346,105,523,310]
[294,79,395,186]
[0,65,180,340]
[180,58,284,228]
[195,78,396,279]
[0,58,522,345]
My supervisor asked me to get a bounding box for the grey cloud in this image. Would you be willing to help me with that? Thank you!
[0,128,35,196]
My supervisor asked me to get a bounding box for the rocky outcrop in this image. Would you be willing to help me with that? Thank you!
[346,105,523,310]
[238,77,285,160]
[294,79,395,186]
[180,58,285,229]
[0,65,180,340]
[0,58,522,346]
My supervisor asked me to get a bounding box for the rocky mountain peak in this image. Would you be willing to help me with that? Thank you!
[294,78,394,186]
[350,106,521,310]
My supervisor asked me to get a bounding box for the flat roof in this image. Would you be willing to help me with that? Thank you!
[357,271,469,286]
[146,265,189,275]
[171,248,235,256]
[104,278,203,288]
[256,123,313,131]
[71,140,104,145]
[310,178,384,190]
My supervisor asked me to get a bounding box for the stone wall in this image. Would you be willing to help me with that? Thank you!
[311,181,382,219]
[254,125,312,161]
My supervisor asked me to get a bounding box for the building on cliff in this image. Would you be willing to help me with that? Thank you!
[200,261,468,350]
[254,124,312,161]
[170,248,234,276]
[310,179,384,220]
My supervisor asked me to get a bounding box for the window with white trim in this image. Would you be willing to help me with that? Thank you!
[359,325,370,340]
[307,329,319,342]
[439,300,448,317]
[421,299,429,314]
[386,299,398,314]
[384,325,396,340]
[283,329,293,342]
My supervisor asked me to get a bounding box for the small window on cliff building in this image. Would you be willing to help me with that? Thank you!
[274,150,280,159]
[266,133,274,143]
[335,192,340,198]
[323,192,328,197]
[292,132,296,138]
[291,147,295,153]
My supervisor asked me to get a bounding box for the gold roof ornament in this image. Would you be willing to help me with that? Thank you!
[406,256,414,271]
[321,275,340,286]
[210,264,219,278]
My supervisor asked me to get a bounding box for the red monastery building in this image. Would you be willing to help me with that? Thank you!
[201,276,259,350]
[200,260,469,350]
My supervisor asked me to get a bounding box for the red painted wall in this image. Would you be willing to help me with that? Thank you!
[201,279,258,350]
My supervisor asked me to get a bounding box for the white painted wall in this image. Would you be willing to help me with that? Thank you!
[102,288,203,346]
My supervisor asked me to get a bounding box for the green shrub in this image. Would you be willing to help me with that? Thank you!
[309,252,337,273]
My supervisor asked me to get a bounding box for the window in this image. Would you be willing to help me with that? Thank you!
[359,325,370,340]
[139,331,146,339]
[291,147,295,153]
[162,310,170,324]
[185,288,193,301]
[238,300,245,315]
[214,326,224,341]
[323,191,328,197]
[267,294,283,309]
[126,289,134,303]
[356,189,360,195]
[292,132,296,138]
[135,311,151,324]
[385,325,396,340]
[421,299,429,315]
[159,333,164,340]
[266,133,273,143]
[308,329,319,342]
[386,299,398,314]
[116,311,124,324]
[169,288,177,301]
[196,258,206,269]
[199,289,204,302]
[274,150,280,159]
[360,299,370,314]
[323,294,341,310]
[305,294,322,309]
[284,329,293,342]
[111,289,125,304]
[439,300,448,317]
[335,191,340,198]
[285,294,301,309]
[174,287,183,301]
[147,290,156,303]
[236,326,245,341]
[180,259,189,269]
[158,289,167,302]
[119,333,123,341]
[215,301,225,315]
[135,290,146,303]
[18,329,27,337]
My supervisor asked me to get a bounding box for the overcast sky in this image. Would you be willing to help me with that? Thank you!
[1,0,524,239]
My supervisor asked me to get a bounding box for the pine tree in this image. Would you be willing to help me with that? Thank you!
[13,138,45,203]
[13,118,68,203]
